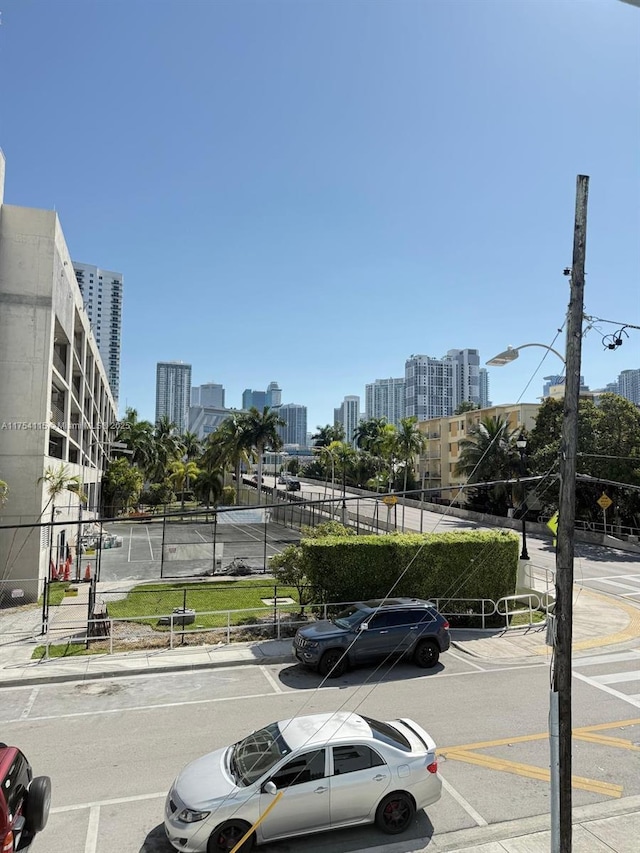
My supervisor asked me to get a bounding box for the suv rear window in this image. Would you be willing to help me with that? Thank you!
[362,716,411,752]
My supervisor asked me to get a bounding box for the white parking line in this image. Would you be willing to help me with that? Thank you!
[127,527,133,563]
[20,686,40,719]
[260,665,284,693]
[439,772,488,826]
[84,805,100,853]
[51,791,166,814]
[145,525,154,559]
[445,650,487,671]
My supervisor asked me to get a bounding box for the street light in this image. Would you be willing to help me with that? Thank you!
[515,430,530,561]
[486,343,566,367]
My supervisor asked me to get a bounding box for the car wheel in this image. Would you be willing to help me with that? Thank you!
[24,775,52,834]
[375,791,416,834]
[318,649,346,678]
[207,820,255,853]
[414,639,439,668]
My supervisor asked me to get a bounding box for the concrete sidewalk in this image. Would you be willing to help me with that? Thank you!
[0,585,638,688]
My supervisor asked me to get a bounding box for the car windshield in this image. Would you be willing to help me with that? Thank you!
[231,722,292,787]
[333,604,367,629]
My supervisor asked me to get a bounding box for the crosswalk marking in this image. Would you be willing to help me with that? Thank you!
[574,651,640,667]
[573,649,640,708]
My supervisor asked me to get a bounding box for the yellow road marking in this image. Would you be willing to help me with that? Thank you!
[443,749,623,797]
[572,731,640,750]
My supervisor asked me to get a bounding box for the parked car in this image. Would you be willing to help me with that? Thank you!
[285,478,300,491]
[293,597,450,677]
[164,711,441,852]
[0,743,51,852]
[277,473,290,484]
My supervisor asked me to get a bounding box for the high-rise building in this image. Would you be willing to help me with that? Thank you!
[445,349,480,407]
[542,374,586,399]
[191,382,225,408]
[73,262,123,404]
[405,355,456,420]
[277,403,308,447]
[479,368,491,408]
[266,381,282,408]
[334,396,360,446]
[616,369,640,406]
[156,361,192,433]
[365,378,405,426]
[242,389,267,410]
[0,152,117,593]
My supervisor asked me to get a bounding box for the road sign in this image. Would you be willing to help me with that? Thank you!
[597,493,613,511]
[382,495,398,506]
[547,512,558,535]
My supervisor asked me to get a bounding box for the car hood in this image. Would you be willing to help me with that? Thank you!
[298,620,348,640]
[173,747,239,810]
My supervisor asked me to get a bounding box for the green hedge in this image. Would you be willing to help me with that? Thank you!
[301,531,519,605]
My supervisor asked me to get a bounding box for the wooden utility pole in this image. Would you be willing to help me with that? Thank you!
[551,174,589,852]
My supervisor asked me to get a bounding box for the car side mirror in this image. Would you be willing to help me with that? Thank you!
[262,781,277,795]
[359,622,369,632]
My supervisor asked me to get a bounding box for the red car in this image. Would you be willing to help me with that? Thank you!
[0,744,51,852]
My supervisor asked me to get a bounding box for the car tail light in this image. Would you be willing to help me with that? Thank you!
[427,759,438,774]
[2,830,14,853]
[442,620,450,630]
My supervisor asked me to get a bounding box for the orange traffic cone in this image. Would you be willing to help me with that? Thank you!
[63,558,71,582]
[50,559,59,581]
[84,563,92,582]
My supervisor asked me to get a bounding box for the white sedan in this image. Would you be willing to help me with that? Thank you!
[164,711,441,852]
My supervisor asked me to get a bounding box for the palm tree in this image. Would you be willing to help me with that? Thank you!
[150,416,183,483]
[311,423,345,447]
[193,469,223,509]
[168,459,200,510]
[395,417,427,529]
[181,431,202,463]
[116,408,157,479]
[353,417,388,451]
[455,415,519,515]
[209,415,253,501]
[242,407,285,500]
[38,464,86,578]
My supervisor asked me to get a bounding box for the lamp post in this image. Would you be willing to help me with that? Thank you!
[486,343,566,367]
[515,430,529,561]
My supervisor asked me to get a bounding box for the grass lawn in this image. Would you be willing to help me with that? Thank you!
[32,641,108,659]
[106,578,299,629]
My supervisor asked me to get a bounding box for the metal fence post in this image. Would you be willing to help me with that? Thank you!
[109,619,114,655]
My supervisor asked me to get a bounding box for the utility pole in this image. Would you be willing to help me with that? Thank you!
[551,174,589,852]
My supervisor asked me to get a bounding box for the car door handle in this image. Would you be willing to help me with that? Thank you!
[373,774,387,782]
[378,630,388,634]
[314,785,328,793]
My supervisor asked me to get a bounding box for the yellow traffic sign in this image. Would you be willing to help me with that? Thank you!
[382,495,398,506]
[547,512,558,535]
[597,493,613,511]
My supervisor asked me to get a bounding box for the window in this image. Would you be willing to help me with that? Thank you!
[332,745,385,775]
[271,749,325,788]
[3,751,31,814]
[362,716,411,751]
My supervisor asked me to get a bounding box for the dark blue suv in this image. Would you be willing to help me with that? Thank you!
[293,597,450,678]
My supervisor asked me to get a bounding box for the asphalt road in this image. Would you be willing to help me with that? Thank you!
[5,643,640,853]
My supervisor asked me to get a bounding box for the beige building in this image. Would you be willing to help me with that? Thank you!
[417,403,540,500]
[0,152,116,598]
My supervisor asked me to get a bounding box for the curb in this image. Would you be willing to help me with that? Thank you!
[0,652,294,689]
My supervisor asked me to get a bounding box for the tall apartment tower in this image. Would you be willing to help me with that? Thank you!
[365,378,405,426]
[479,368,491,409]
[405,355,456,420]
[616,369,640,406]
[73,262,123,403]
[445,349,480,407]
[155,361,192,433]
[242,389,267,410]
[191,382,225,408]
[334,395,360,446]
[266,381,282,408]
[277,403,308,447]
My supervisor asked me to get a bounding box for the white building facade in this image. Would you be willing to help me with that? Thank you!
[277,403,308,447]
[334,396,361,446]
[73,262,123,404]
[0,153,117,596]
[365,378,405,426]
[155,361,192,433]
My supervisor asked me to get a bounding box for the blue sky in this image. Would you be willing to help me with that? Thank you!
[2,0,639,431]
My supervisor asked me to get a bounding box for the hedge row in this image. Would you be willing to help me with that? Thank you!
[301,531,519,606]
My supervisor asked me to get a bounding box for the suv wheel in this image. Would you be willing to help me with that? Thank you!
[318,649,347,678]
[414,640,439,669]
[24,776,51,835]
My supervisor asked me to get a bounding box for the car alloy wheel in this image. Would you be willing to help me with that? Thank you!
[318,649,346,678]
[414,639,439,668]
[376,792,416,834]
[209,820,254,853]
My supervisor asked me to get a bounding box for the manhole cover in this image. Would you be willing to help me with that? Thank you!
[261,597,295,606]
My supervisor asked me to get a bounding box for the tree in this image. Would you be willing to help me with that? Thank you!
[311,423,345,447]
[116,408,157,479]
[455,401,480,414]
[193,469,223,509]
[38,464,87,576]
[242,407,285,500]
[168,459,201,510]
[269,545,311,614]
[181,431,202,462]
[395,417,427,529]
[353,417,388,451]
[208,415,253,502]
[0,478,7,512]
[150,416,184,483]
[454,415,519,515]
[102,458,143,516]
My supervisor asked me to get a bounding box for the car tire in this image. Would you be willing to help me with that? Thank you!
[207,820,255,853]
[318,649,347,678]
[375,791,416,834]
[413,639,439,668]
[24,775,52,835]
